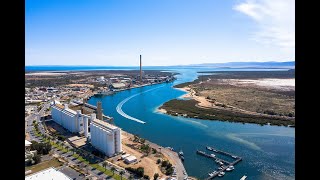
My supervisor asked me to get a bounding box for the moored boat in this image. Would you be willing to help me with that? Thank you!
[240,175,247,180]
[226,165,234,172]
[218,172,225,177]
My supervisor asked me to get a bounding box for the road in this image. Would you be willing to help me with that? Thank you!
[146,140,187,180]
[25,103,50,141]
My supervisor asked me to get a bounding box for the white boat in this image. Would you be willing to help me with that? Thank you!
[240,175,247,180]
[215,159,220,163]
[180,156,184,161]
[218,172,225,177]
[208,173,214,177]
[179,150,184,156]
[232,155,237,159]
[213,149,218,152]
[218,167,223,170]
[226,167,232,171]
[166,147,174,151]
[206,146,213,151]
[226,165,235,172]
[210,153,216,158]
[219,162,224,165]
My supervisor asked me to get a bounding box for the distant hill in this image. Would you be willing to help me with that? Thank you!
[185,61,295,69]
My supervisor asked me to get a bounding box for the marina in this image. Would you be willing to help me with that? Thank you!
[196,146,242,179]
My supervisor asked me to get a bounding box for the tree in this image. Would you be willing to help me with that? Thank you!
[120,170,125,180]
[89,154,94,163]
[166,163,172,170]
[165,167,174,175]
[128,175,134,180]
[56,141,60,148]
[136,167,144,177]
[33,154,41,164]
[65,146,69,152]
[153,173,159,180]
[161,160,168,167]
[76,149,81,157]
[152,148,157,154]
[71,148,75,155]
[102,162,107,171]
[143,175,150,179]
[111,167,116,176]
[156,159,161,164]
[133,135,139,142]
[30,141,51,155]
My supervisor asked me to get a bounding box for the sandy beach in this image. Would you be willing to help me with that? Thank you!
[177,87,213,108]
[156,108,167,113]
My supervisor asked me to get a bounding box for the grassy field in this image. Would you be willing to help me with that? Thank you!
[25,158,64,174]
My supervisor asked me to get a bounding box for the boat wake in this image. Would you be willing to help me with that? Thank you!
[226,133,262,151]
[116,85,165,124]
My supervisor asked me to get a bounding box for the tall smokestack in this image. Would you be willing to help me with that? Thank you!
[140,55,142,83]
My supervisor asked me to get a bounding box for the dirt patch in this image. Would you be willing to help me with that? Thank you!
[110,132,166,178]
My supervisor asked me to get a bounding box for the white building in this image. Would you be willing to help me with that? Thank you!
[121,153,131,159]
[90,119,122,157]
[97,76,105,81]
[25,167,72,180]
[51,100,94,134]
[124,155,137,164]
[111,83,126,89]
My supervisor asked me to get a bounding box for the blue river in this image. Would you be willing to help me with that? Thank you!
[85,68,295,180]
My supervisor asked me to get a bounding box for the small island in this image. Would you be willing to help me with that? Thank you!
[159,70,295,126]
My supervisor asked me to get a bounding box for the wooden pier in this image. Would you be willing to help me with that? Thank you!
[196,146,242,179]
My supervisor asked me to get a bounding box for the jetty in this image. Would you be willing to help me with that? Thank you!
[196,146,242,179]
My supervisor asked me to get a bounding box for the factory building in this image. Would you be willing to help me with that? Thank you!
[90,118,122,157]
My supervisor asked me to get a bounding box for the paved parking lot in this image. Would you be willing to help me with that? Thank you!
[59,166,86,180]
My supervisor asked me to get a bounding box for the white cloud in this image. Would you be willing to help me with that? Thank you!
[234,0,295,50]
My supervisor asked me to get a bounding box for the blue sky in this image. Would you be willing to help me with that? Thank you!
[26,0,295,66]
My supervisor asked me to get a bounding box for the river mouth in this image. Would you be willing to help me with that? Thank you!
[88,68,295,179]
